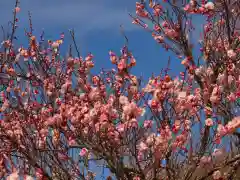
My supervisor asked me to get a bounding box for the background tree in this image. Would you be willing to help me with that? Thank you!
[0,0,239,179]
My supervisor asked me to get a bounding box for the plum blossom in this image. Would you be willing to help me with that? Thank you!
[6,172,19,180]
[178,91,187,99]
[79,148,88,157]
[133,176,141,180]
[227,49,236,59]
[25,175,34,180]
[212,170,222,180]
[143,120,153,128]
[119,95,128,105]
[204,2,215,11]
[139,142,148,151]
[205,118,213,126]
[0,2,239,179]
[225,116,240,133]
[200,156,211,165]
[15,7,20,13]
[217,124,227,136]
[52,42,59,49]
[35,168,43,179]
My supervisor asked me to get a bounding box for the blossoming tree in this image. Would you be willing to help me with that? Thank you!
[0,0,240,179]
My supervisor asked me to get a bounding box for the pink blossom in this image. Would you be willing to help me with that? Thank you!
[68,137,76,146]
[137,152,143,161]
[146,133,156,145]
[162,21,169,28]
[153,4,162,16]
[165,29,178,39]
[136,10,148,18]
[143,120,153,128]
[129,118,138,128]
[52,42,59,49]
[200,156,211,164]
[1,100,9,111]
[178,91,187,99]
[35,168,43,179]
[212,170,221,180]
[204,106,212,115]
[122,105,131,116]
[227,93,236,102]
[217,124,227,136]
[153,34,164,43]
[45,117,56,126]
[204,2,215,10]
[15,7,20,13]
[99,113,108,122]
[79,148,88,157]
[85,53,94,61]
[183,4,190,12]
[139,142,148,151]
[136,2,144,11]
[225,116,240,133]
[133,176,141,180]
[132,18,140,25]
[24,175,34,180]
[210,95,220,105]
[227,49,236,59]
[205,118,213,126]
[119,95,128,105]
[116,124,125,133]
[0,2,239,179]
[88,87,101,101]
[117,61,126,71]
[6,172,19,180]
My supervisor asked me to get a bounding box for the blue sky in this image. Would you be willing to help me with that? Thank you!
[0,0,204,179]
[0,0,186,81]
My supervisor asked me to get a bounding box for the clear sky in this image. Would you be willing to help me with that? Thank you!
[0,0,204,179]
[0,0,187,80]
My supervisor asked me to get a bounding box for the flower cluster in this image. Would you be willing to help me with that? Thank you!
[0,0,239,179]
